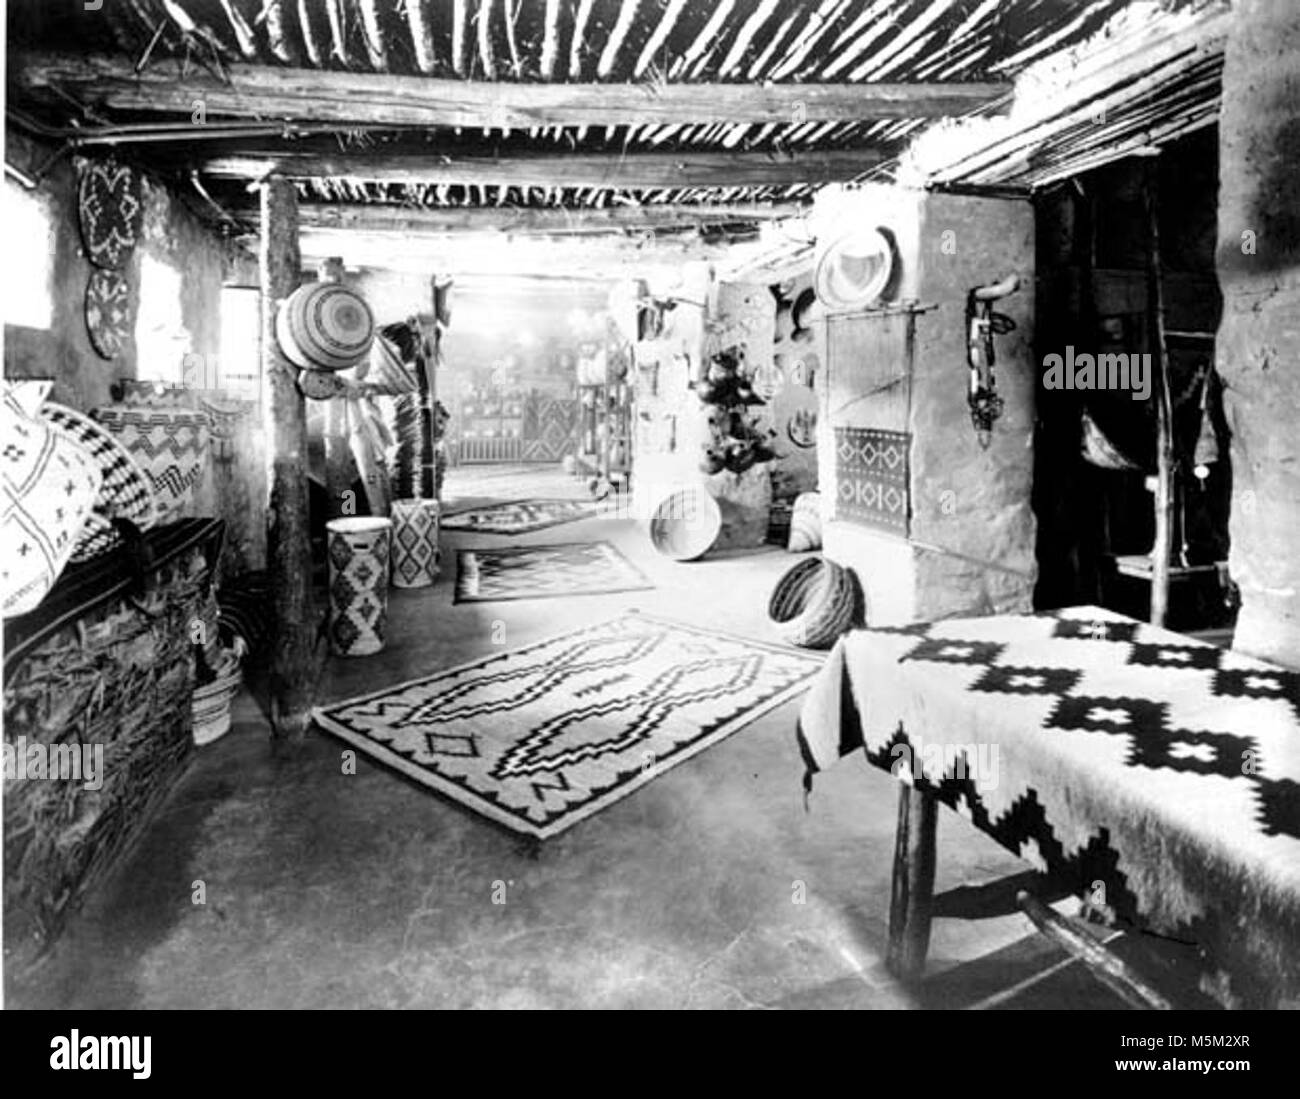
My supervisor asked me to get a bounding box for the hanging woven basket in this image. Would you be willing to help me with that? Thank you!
[276,281,375,372]
[768,556,858,649]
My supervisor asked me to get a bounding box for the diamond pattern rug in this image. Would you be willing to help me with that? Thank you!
[312,612,824,838]
[440,498,600,535]
[454,541,652,604]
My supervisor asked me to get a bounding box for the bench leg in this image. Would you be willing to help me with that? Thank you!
[887,783,938,981]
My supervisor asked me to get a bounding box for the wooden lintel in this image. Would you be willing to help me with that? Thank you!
[244,201,804,235]
[202,148,884,188]
[16,52,1010,127]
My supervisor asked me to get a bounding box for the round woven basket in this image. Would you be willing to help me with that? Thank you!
[647,486,722,561]
[768,557,857,649]
[276,281,374,372]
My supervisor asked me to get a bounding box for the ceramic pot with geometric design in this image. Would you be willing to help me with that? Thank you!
[389,499,440,589]
[326,517,392,656]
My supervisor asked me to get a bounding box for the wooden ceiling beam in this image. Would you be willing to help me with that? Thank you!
[250,200,805,234]
[200,147,884,187]
[16,52,1009,127]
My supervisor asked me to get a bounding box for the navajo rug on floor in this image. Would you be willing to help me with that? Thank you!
[312,613,824,839]
[440,498,599,535]
[454,541,652,604]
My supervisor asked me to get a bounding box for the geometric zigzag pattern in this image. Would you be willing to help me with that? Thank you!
[521,397,579,462]
[92,407,211,523]
[312,612,824,838]
[796,606,1300,1005]
[453,541,652,604]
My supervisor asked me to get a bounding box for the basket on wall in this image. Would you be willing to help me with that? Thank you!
[768,556,859,649]
[647,485,722,562]
[390,498,440,589]
[327,517,392,656]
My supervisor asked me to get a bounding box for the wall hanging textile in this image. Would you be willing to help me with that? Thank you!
[389,499,441,589]
[312,611,824,840]
[327,517,392,657]
[84,269,131,361]
[1,391,102,617]
[77,159,142,271]
[834,427,910,536]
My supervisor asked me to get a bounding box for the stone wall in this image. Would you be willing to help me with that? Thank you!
[814,184,1037,623]
[1216,0,1300,668]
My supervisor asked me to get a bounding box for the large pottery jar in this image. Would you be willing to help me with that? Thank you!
[327,517,392,656]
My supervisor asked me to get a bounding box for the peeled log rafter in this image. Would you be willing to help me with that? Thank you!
[504,0,523,77]
[357,0,388,70]
[202,146,887,188]
[265,0,299,65]
[323,0,349,66]
[540,0,560,78]
[477,0,496,78]
[452,0,469,74]
[634,0,687,76]
[218,0,257,58]
[570,0,596,77]
[718,0,779,76]
[17,53,1010,126]
[597,0,640,78]
[680,0,735,78]
[770,0,852,80]
[296,0,322,66]
[406,0,436,73]
[249,200,804,234]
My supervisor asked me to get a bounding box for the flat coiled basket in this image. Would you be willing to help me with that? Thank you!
[768,556,858,649]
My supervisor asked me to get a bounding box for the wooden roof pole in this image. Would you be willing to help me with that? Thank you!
[260,174,317,751]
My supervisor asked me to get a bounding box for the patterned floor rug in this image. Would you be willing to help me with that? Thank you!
[440,498,600,535]
[454,541,652,604]
[311,613,825,838]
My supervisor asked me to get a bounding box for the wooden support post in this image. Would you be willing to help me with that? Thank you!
[887,783,938,981]
[260,175,316,750]
[1144,157,1176,628]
